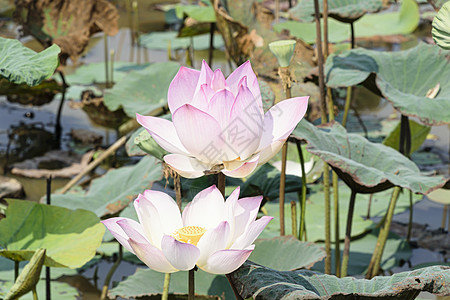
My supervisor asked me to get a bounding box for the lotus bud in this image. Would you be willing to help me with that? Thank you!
[268,40,297,67]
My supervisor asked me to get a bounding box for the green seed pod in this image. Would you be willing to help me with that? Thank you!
[5,248,46,300]
[268,40,297,67]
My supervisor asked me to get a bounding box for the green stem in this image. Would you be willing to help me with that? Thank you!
[100,244,123,300]
[208,23,215,66]
[32,287,38,300]
[218,172,226,198]
[188,269,195,300]
[441,204,448,230]
[162,273,171,300]
[174,172,182,211]
[332,171,340,277]
[291,201,297,237]
[366,186,401,278]
[279,142,288,236]
[14,260,19,282]
[406,190,413,242]
[110,49,115,86]
[342,22,355,128]
[296,141,307,241]
[104,34,109,88]
[341,189,357,277]
[366,194,373,219]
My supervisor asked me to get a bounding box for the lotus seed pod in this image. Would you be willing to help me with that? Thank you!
[268,40,297,67]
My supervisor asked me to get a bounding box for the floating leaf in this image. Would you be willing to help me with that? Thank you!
[51,156,163,218]
[230,261,450,299]
[292,120,446,194]
[275,0,419,44]
[139,31,224,50]
[0,37,60,86]
[383,119,431,154]
[108,268,233,299]
[0,200,104,268]
[250,237,325,271]
[325,43,450,125]
[103,62,180,117]
[289,0,384,23]
[432,1,450,49]
[427,188,450,205]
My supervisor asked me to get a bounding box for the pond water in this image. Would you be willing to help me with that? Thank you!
[0,1,449,299]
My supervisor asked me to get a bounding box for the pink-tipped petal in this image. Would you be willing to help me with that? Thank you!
[226,61,262,112]
[231,216,273,249]
[116,218,149,244]
[129,238,177,273]
[182,185,225,229]
[168,66,201,113]
[225,85,263,160]
[136,114,189,155]
[141,190,182,235]
[230,195,264,242]
[259,97,309,151]
[190,84,211,111]
[101,218,137,254]
[211,69,226,91]
[222,155,259,178]
[133,194,163,247]
[172,104,225,164]
[164,154,210,179]
[223,187,240,247]
[196,221,230,267]
[161,235,200,271]
[193,60,214,97]
[199,245,255,274]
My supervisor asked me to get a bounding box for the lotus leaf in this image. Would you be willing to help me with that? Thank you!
[139,31,224,51]
[383,119,431,153]
[291,120,446,193]
[432,1,450,49]
[325,43,450,125]
[0,37,60,86]
[249,237,326,271]
[175,4,216,22]
[51,156,163,217]
[289,0,384,23]
[0,199,104,269]
[103,62,180,117]
[229,261,450,299]
[274,0,419,44]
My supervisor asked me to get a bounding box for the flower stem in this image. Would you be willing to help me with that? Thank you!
[218,172,226,197]
[341,189,357,277]
[332,171,340,277]
[208,23,215,66]
[366,186,401,278]
[104,34,109,88]
[174,172,182,211]
[188,269,195,300]
[295,141,307,241]
[32,287,38,300]
[100,244,123,300]
[162,273,171,300]
[291,201,297,237]
[279,142,288,236]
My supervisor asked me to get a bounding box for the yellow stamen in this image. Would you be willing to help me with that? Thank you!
[173,226,206,246]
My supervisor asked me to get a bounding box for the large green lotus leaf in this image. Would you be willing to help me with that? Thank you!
[0,37,60,86]
[291,120,446,193]
[108,268,233,299]
[275,0,419,44]
[230,261,450,299]
[289,0,384,23]
[61,61,149,85]
[259,184,421,242]
[325,43,450,126]
[51,156,163,218]
[103,62,180,117]
[432,1,450,49]
[382,119,431,154]
[139,31,224,51]
[175,4,216,22]
[312,231,411,275]
[249,237,325,271]
[0,199,104,269]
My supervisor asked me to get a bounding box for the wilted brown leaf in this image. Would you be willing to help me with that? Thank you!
[14,0,119,64]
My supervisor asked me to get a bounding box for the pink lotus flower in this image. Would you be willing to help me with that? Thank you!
[137,61,308,178]
[102,186,272,274]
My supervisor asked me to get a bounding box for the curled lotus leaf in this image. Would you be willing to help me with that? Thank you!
[289,0,384,23]
[325,43,450,126]
[432,1,450,50]
[291,120,446,194]
[229,261,450,299]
